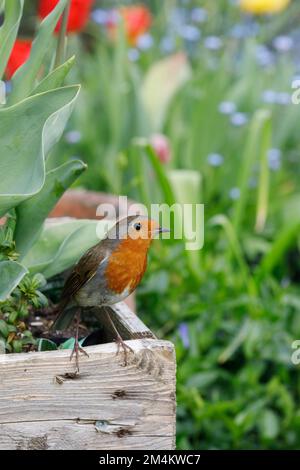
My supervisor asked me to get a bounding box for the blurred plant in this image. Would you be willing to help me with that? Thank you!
[3,0,300,449]
[150,133,171,164]
[0,274,47,353]
[0,0,107,352]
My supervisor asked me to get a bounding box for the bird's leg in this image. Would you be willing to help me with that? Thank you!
[70,310,89,373]
[104,308,134,366]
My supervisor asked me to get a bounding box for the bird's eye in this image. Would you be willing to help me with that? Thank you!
[134,222,141,231]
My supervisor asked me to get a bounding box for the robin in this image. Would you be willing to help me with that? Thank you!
[52,215,169,373]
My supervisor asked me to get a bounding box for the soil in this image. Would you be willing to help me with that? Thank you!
[28,305,108,349]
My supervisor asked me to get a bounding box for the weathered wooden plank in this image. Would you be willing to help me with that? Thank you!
[92,302,156,341]
[0,339,176,450]
[0,419,174,450]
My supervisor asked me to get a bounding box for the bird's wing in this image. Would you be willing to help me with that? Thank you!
[59,242,108,308]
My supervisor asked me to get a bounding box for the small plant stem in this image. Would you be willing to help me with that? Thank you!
[54,0,71,69]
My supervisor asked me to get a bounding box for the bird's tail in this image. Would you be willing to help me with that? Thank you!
[51,299,77,331]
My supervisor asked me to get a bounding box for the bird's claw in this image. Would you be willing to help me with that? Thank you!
[70,341,89,374]
[115,336,134,366]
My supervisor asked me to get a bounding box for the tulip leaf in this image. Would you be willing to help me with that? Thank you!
[0,85,80,218]
[9,0,67,103]
[23,218,112,279]
[141,52,191,131]
[32,56,75,95]
[15,159,87,257]
[0,260,28,301]
[0,0,24,80]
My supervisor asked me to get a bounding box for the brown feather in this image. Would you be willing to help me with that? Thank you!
[58,243,108,309]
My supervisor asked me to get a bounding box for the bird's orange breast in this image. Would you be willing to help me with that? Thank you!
[105,237,151,294]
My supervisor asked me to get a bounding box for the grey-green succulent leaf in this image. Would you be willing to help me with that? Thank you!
[0,0,24,80]
[0,260,28,301]
[9,0,67,103]
[0,84,80,218]
[15,159,87,257]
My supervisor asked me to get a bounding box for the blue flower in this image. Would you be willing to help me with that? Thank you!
[276,92,290,105]
[190,7,208,23]
[262,89,278,104]
[230,21,259,39]
[219,101,237,115]
[229,187,241,200]
[4,80,12,94]
[268,148,282,171]
[137,33,154,51]
[204,36,223,50]
[262,90,291,105]
[207,153,224,167]
[160,36,175,53]
[273,35,293,53]
[230,112,248,127]
[256,45,274,67]
[65,130,82,144]
[91,8,110,25]
[178,25,201,42]
[128,48,140,62]
[178,323,190,349]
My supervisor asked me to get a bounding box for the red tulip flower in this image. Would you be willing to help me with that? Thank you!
[5,39,32,80]
[108,5,152,45]
[38,0,95,34]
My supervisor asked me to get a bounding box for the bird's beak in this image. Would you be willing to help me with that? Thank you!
[157,227,171,234]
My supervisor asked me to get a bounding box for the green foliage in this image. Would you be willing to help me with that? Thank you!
[0,273,47,353]
[0,0,106,352]
[0,0,23,79]
[8,0,67,104]
[22,218,109,279]
[2,0,300,450]
[0,0,101,303]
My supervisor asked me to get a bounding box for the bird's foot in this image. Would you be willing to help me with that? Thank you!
[70,339,89,374]
[115,335,134,366]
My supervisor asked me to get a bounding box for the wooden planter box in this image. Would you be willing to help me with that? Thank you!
[0,303,176,450]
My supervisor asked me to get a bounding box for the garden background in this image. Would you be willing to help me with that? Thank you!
[1,0,300,450]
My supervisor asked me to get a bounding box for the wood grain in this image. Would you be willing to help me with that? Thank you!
[0,303,176,450]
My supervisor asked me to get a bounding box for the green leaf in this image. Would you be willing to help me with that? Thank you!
[210,215,257,298]
[186,370,219,389]
[23,218,112,279]
[255,115,272,233]
[37,338,58,351]
[9,0,67,103]
[168,169,203,277]
[0,85,80,218]
[232,109,271,233]
[12,339,22,352]
[32,55,75,95]
[0,319,9,338]
[0,260,28,301]
[0,0,24,80]
[59,337,85,350]
[0,339,5,354]
[257,221,300,279]
[141,52,191,131]
[258,409,280,440]
[218,319,252,364]
[136,141,177,207]
[15,159,87,257]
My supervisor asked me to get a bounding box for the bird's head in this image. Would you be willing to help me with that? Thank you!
[108,215,170,245]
